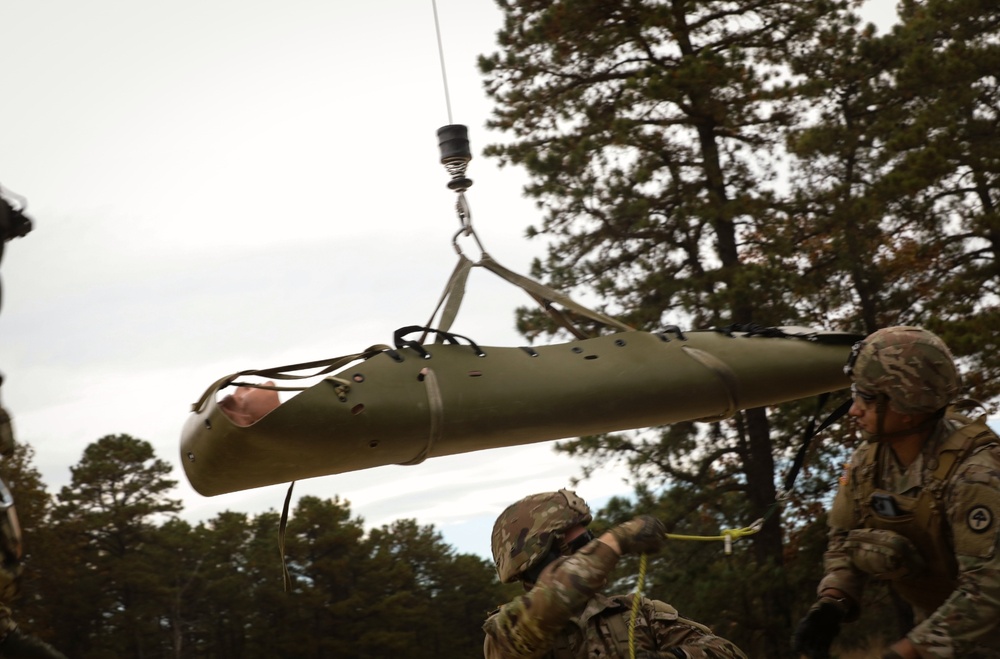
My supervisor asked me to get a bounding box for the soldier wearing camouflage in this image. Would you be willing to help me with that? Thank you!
[794,326,1000,659]
[483,489,748,659]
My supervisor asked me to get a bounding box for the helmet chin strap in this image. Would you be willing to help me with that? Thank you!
[520,529,596,586]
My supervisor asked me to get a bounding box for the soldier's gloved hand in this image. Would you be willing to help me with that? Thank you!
[791,598,849,659]
[609,515,667,555]
[0,627,68,659]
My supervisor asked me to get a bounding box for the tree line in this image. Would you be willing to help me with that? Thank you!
[5,1,1000,657]
[1,435,521,659]
[477,0,999,656]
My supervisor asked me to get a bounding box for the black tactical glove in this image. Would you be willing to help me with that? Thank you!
[609,515,667,555]
[792,598,848,659]
[0,628,68,659]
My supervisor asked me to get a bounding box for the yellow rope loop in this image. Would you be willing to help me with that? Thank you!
[627,520,765,658]
[627,552,647,659]
[664,518,764,554]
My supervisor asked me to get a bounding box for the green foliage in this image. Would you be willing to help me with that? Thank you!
[1,3,998,658]
[480,0,1000,657]
[4,437,511,658]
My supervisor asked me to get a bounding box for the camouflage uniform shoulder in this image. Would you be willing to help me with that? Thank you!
[835,441,876,494]
[848,441,875,467]
[604,594,679,619]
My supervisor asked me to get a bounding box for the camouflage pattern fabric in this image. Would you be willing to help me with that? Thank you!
[848,326,960,414]
[821,417,1000,657]
[483,538,747,659]
[491,489,591,583]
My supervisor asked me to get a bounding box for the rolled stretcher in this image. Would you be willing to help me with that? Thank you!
[180,326,859,496]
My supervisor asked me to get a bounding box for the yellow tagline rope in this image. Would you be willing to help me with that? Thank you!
[665,519,764,554]
[627,553,647,659]
[628,522,765,659]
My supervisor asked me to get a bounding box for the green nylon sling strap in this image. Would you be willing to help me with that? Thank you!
[189,344,392,414]
[478,254,635,337]
[421,250,635,342]
[398,366,444,466]
[422,253,474,339]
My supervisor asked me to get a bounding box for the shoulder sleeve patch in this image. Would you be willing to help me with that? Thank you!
[949,464,1000,559]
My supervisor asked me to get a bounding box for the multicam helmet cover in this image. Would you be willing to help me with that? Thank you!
[491,489,592,583]
[845,326,960,414]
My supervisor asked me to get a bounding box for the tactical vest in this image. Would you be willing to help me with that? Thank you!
[843,412,997,616]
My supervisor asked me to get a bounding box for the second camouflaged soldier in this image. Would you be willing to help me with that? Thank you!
[483,489,748,659]
[793,326,1000,658]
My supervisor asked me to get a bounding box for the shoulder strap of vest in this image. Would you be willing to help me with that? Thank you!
[906,415,998,544]
[848,416,993,518]
[929,413,997,484]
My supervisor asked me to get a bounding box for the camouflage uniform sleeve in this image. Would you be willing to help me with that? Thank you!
[482,539,619,659]
[906,447,1000,656]
[816,447,867,615]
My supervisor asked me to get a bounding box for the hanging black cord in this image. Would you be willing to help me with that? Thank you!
[279,482,295,593]
[783,394,853,494]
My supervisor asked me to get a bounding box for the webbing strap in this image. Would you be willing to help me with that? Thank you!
[478,254,634,335]
[423,254,474,338]
[397,367,443,466]
[678,346,739,419]
[526,291,590,340]
[190,344,390,413]
[931,414,996,482]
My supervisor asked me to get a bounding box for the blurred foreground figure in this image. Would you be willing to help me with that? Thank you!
[0,479,66,659]
[794,327,1000,659]
[0,191,67,659]
[0,189,32,459]
[483,489,747,659]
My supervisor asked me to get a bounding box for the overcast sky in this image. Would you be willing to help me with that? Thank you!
[1,0,919,560]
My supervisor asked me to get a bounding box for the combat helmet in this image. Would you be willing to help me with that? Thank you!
[491,489,592,583]
[845,326,960,414]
